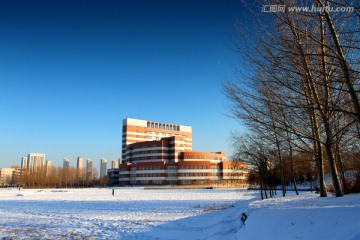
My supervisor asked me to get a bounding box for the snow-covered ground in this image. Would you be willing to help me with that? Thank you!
[0,188,359,240]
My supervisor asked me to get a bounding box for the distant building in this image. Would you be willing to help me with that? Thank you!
[77,156,83,180]
[100,158,107,178]
[86,159,93,181]
[45,160,52,177]
[11,166,24,186]
[119,118,248,187]
[21,157,28,169]
[107,168,119,186]
[0,168,15,186]
[111,159,119,169]
[63,158,70,168]
[108,159,120,185]
[27,153,45,173]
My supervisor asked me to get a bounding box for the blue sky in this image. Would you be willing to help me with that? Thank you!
[0,0,251,168]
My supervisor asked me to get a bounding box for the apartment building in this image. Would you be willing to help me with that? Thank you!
[119,118,248,187]
[77,156,83,180]
[0,168,14,186]
[100,158,107,178]
[0,166,24,187]
[63,158,70,168]
[26,153,45,173]
[21,157,28,169]
[45,160,52,177]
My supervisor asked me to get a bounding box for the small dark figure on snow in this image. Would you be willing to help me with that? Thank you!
[241,212,248,225]
[112,189,114,196]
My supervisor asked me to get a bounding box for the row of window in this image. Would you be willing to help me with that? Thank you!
[181,165,208,170]
[137,166,162,170]
[132,150,159,155]
[138,173,162,177]
[180,180,207,184]
[185,155,223,160]
[128,156,160,161]
[126,166,222,171]
[166,173,178,177]
[148,136,161,140]
[181,180,192,184]
[182,173,207,177]
[147,122,180,131]
[166,166,178,170]
[137,180,164,185]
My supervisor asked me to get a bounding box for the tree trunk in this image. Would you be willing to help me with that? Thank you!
[274,132,286,197]
[324,135,344,197]
[317,0,360,123]
[336,146,348,194]
[316,141,328,197]
[288,132,299,195]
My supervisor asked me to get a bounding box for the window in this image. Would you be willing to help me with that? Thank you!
[166,166,178,170]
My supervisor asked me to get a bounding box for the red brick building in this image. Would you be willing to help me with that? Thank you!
[119,118,248,186]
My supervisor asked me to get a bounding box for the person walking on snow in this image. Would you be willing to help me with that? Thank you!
[241,212,247,225]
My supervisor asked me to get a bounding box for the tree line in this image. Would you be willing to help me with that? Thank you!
[11,167,109,188]
[224,0,360,198]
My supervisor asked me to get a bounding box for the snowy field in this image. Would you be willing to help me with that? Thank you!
[0,188,359,240]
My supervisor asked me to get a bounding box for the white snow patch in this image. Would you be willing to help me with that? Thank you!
[0,188,359,239]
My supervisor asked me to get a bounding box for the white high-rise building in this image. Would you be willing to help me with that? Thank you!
[86,159,93,179]
[111,159,119,169]
[27,153,45,173]
[63,158,70,168]
[77,156,83,180]
[21,157,28,169]
[45,160,52,177]
[100,158,107,178]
